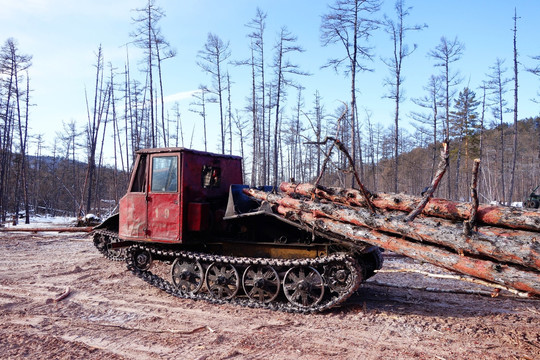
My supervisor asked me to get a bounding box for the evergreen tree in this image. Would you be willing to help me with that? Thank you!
[449,87,479,199]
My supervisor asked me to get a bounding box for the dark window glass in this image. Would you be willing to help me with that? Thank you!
[130,155,147,192]
[201,165,221,188]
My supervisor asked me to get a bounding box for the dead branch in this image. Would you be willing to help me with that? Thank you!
[251,322,294,331]
[375,269,532,297]
[404,142,449,222]
[54,287,71,302]
[464,159,481,236]
[307,136,375,214]
[368,279,496,297]
[95,324,213,334]
[312,105,345,186]
[314,138,337,186]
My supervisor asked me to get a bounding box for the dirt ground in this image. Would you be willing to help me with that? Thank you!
[0,230,538,360]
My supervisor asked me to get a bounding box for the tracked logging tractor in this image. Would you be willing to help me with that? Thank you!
[90,147,539,312]
[92,148,382,312]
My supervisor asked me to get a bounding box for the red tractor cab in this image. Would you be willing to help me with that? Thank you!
[118,148,243,244]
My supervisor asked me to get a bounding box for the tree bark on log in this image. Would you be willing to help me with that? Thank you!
[279,182,540,232]
[246,189,540,271]
[275,205,540,296]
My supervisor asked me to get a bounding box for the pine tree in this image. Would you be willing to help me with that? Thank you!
[449,87,479,199]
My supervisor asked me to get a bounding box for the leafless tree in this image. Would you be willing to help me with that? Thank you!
[428,36,464,199]
[152,27,176,147]
[190,85,212,152]
[130,0,173,148]
[382,0,426,193]
[526,47,540,161]
[233,109,249,183]
[508,8,520,205]
[226,72,233,154]
[81,45,106,216]
[321,0,381,187]
[172,102,183,147]
[271,26,309,187]
[0,38,32,223]
[411,74,443,178]
[244,8,268,185]
[487,58,511,204]
[197,33,231,154]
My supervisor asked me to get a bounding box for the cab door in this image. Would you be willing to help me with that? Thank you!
[119,153,148,240]
[146,154,181,242]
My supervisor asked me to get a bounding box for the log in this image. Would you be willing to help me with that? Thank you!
[246,189,540,271]
[275,205,540,295]
[0,227,94,233]
[279,182,540,232]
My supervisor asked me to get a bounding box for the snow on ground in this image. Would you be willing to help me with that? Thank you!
[1,215,89,229]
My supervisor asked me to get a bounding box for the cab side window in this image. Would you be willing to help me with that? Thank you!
[151,156,178,192]
[130,154,147,192]
[201,165,221,188]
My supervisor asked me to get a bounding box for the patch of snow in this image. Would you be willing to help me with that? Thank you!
[2,215,78,228]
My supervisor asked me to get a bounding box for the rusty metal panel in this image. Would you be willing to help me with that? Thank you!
[119,193,147,240]
[146,154,181,243]
[187,202,210,232]
[146,192,180,242]
[180,151,243,239]
[119,148,243,244]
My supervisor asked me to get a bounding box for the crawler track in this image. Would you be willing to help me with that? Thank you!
[125,243,364,313]
[92,229,126,261]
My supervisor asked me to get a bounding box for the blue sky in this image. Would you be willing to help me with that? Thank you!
[1,0,539,162]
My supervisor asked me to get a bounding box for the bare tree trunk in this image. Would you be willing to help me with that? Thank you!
[249,46,258,186]
[508,9,519,205]
[227,72,233,154]
[81,46,104,217]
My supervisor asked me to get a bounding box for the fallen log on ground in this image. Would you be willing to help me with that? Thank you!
[246,189,540,271]
[275,205,540,296]
[279,182,540,232]
[0,227,93,233]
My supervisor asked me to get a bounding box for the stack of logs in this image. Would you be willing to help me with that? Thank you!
[245,182,540,296]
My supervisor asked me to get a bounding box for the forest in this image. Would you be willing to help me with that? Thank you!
[1,0,540,224]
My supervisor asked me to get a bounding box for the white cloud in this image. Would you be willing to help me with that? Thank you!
[163,90,201,104]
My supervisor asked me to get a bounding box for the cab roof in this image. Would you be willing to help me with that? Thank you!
[135,147,242,160]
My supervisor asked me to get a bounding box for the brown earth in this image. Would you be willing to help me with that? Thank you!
[0,230,538,360]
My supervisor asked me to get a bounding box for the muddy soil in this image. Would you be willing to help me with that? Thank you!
[0,231,538,360]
